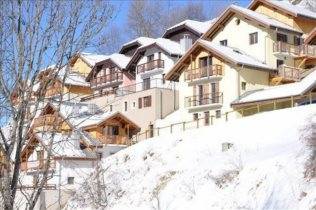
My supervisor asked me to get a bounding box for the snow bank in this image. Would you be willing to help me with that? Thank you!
[66,105,316,210]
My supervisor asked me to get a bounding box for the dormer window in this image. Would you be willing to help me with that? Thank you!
[235,18,240,25]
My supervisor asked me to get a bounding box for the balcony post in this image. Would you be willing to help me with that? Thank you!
[211,115,214,125]
[225,112,228,122]
[170,124,173,134]
[291,96,294,107]
[182,122,186,131]
[309,92,312,104]
[157,127,160,136]
[197,118,199,128]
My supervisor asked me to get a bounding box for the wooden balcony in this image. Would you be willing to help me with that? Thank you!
[277,65,302,82]
[33,115,62,128]
[185,92,223,108]
[97,135,129,145]
[20,159,55,172]
[273,41,316,57]
[184,64,223,82]
[91,72,123,88]
[137,59,164,74]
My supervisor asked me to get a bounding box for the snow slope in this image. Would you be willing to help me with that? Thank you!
[66,105,316,210]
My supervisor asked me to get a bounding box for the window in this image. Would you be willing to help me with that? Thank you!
[193,113,198,121]
[138,97,142,109]
[110,105,113,112]
[220,39,228,46]
[124,101,128,111]
[144,96,152,107]
[67,177,74,185]
[241,82,247,91]
[133,101,136,108]
[143,78,151,90]
[294,36,302,46]
[149,124,154,138]
[162,74,165,84]
[277,59,284,68]
[249,32,258,45]
[97,152,102,159]
[106,125,119,136]
[147,54,154,62]
[277,33,287,43]
[158,52,161,59]
[235,18,240,25]
[216,110,221,119]
[36,150,44,161]
[204,111,210,126]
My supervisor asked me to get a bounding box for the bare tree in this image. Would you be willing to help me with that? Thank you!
[165,2,207,28]
[127,0,165,38]
[98,25,125,54]
[0,0,116,209]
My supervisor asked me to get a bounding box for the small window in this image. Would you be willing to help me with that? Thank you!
[97,153,102,159]
[241,82,247,91]
[249,32,258,45]
[204,111,210,126]
[276,59,284,68]
[107,125,119,136]
[124,101,127,111]
[162,74,165,84]
[220,39,228,46]
[109,151,116,155]
[215,110,221,119]
[147,54,154,62]
[294,36,302,46]
[144,96,152,107]
[67,177,74,185]
[193,113,198,121]
[235,18,240,25]
[158,52,162,60]
[133,101,136,108]
[138,98,143,109]
[277,33,287,43]
[143,78,150,90]
[110,105,113,112]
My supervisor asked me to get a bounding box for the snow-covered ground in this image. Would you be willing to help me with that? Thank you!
[66,105,316,210]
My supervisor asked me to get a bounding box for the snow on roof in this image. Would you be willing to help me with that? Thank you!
[267,0,316,20]
[198,39,272,70]
[233,69,316,104]
[80,52,109,67]
[35,132,97,158]
[164,18,218,36]
[58,66,90,87]
[104,53,131,69]
[122,37,156,48]
[231,5,302,33]
[138,38,184,56]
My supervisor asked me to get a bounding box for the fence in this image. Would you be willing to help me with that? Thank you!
[132,91,316,143]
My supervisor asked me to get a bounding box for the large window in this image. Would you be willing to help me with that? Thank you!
[249,32,258,45]
[105,125,119,136]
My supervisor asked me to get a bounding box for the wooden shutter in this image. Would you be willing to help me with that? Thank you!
[138,97,142,109]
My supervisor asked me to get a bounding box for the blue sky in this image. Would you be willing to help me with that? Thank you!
[111,0,251,27]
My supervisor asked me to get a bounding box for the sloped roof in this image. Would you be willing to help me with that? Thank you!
[58,66,90,87]
[202,4,302,40]
[248,0,316,20]
[119,37,156,54]
[166,39,273,81]
[305,27,316,44]
[79,52,109,67]
[162,18,218,38]
[232,68,316,105]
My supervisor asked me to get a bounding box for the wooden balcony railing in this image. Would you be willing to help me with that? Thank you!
[33,115,62,127]
[137,59,164,74]
[20,159,56,172]
[91,72,123,88]
[184,64,223,81]
[273,41,316,57]
[45,88,62,97]
[97,135,129,145]
[277,65,302,81]
[185,92,223,108]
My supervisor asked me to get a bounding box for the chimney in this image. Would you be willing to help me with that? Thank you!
[180,34,192,52]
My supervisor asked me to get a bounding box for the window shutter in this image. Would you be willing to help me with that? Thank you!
[138,97,142,109]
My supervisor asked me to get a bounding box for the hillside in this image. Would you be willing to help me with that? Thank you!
[66,105,316,210]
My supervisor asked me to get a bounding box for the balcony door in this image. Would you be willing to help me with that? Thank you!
[199,56,212,77]
[143,78,151,90]
[211,82,219,103]
[277,33,287,43]
[196,84,209,105]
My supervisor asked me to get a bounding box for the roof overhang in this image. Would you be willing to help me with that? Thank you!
[165,39,273,81]
[86,58,123,82]
[202,4,302,40]
[162,24,202,39]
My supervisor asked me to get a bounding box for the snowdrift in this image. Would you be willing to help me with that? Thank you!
[66,105,316,210]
